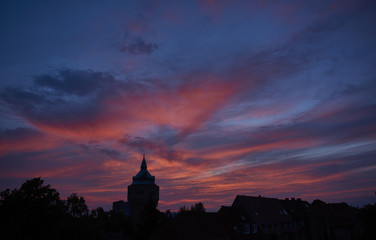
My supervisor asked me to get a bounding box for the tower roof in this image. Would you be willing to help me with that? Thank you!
[131,154,156,185]
[141,154,147,170]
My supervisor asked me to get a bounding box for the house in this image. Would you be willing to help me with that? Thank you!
[279,198,311,239]
[218,205,256,239]
[219,195,310,240]
[309,201,360,240]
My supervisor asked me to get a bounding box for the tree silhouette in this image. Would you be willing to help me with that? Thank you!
[178,205,190,216]
[191,202,205,216]
[135,196,163,240]
[90,206,106,219]
[178,202,206,217]
[0,177,128,240]
[0,177,65,239]
[66,192,89,218]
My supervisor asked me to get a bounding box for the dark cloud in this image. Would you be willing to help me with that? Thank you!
[341,79,376,96]
[33,69,119,97]
[120,37,158,55]
[120,134,184,162]
[0,127,43,142]
[1,69,123,110]
[1,87,55,113]
[0,151,43,174]
[0,147,80,176]
[185,157,206,166]
[0,69,149,132]
[99,148,121,158]
[119,134,159,152]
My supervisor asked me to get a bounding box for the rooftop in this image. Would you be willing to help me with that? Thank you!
[131,154,156,185]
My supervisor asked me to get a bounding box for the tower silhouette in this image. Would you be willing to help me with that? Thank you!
[127,154,159,218]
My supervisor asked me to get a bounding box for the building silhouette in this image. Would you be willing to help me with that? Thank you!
[127,154,159,219]
[112,200,130,216]
[219,195,307,238]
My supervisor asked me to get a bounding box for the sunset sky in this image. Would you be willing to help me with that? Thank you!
[1,0,376,211]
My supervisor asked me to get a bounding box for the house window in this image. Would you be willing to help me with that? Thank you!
[243,224,250,234]
[252,224,257,233]
[273,223,277,230]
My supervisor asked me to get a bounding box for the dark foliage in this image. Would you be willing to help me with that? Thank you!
[66,192,89,218]
[0,177,130,240]
[0,177,66,239]
[134,197,164,240]
[178,201,206,217]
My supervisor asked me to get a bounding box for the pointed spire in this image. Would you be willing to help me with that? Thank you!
[132,153,155,184]
[141,154,147,170]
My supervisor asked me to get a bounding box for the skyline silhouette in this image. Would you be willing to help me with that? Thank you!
[1,1,376,212]
[1,176,374,239]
